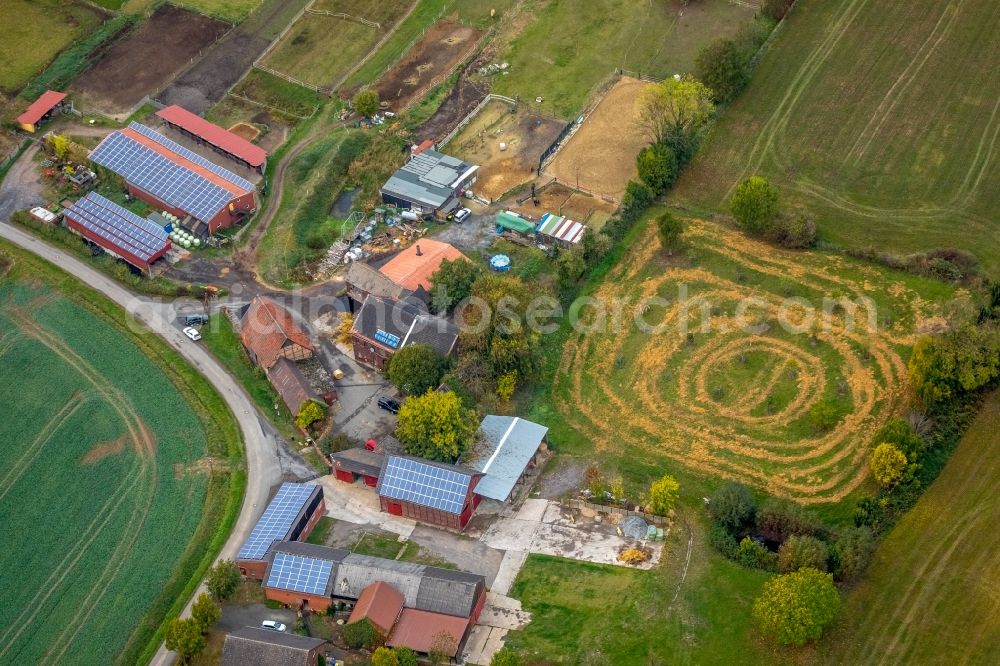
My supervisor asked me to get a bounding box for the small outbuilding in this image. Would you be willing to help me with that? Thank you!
[221,627,326,666]
[465,416,548,503]
[496,210,536,236]
[377,455,482,530]
[536,212,586,246]
[266,357,319,416]
[17,90,67,133]
[347,581,405,634]
[330,448,384,486]
[240,296,314,370]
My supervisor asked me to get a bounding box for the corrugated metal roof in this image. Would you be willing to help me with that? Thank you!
[467,416,548,502]
[157,104,267,167]
[381,149,475,210]
[17,90,66,126]
[221,627,325,666]
[537,212,586,244]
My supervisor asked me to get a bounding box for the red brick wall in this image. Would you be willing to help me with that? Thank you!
[265,587,332,612]
[238,559,268,580]
[351,333,394,370]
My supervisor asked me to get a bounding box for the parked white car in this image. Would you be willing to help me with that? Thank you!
[261,620,287,632]
[182,326,202,341]
[454,207,472,223]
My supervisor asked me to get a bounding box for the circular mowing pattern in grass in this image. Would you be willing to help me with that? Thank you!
[553,220,948,503]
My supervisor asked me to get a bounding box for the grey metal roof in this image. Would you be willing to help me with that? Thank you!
[466,416,548,502]
[330,448,385,478]
[345,261,411,301]
[352,295,458,358]
[221,627,325,666]
[381,148,476,210]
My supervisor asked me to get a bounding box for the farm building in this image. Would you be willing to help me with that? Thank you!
[536,212,586,246]
[88,122,257,234]
[380,148,478,216]
[350,295,458,371]
[220,627,327,666]
[496,210,537,236]
[345,261,412,311]
[63,193,171,274]
[330,448,384,486]
[377,455,483,530]
[386,608,470,658]
[17,90,67,133]
[236,482,325,579]
[466,416,548,502]
[262,540,487,644]
[156,104,267,171]
[240,296,314,369]
[267,357,319,416]
[378,239,469,298]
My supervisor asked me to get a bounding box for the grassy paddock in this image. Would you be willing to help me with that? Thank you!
[0,0,106,93]
[0,241,243,666]
[170,0,261,23]
[672,0,1000,273]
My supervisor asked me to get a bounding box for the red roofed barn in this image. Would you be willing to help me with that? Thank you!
[348,581,405,634]
[240,296,314,369]
[156,105,267,172]
[17,90,66,133]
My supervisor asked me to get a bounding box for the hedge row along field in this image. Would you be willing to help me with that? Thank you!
[552,217,956,503]
[0,249,241,665]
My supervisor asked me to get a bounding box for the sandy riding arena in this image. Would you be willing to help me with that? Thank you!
[545,76,650,200]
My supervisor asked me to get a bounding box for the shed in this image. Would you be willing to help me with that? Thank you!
[266,357,317,415]
[496,210,536,235]
[156,104,267,170]
[347,581,405,634]
[221,627,326,666]
[17,90,66,133]
[376,455,482,530]
[536,212,586,245]
[466,416,548,502]
[240,296,314,369]
[330,448,384,486]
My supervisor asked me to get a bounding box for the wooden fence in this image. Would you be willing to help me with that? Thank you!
[305,9,381,29]
[438,93,513,147]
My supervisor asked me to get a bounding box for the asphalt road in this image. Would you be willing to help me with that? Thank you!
[0,189,280,665]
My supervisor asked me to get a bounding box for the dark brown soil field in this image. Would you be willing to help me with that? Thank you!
[374,21,482,114]
[417,62,488,144]
[72,5,227,115]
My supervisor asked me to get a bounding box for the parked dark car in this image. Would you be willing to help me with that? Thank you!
[377,397,400,414]
[183,313,209,326]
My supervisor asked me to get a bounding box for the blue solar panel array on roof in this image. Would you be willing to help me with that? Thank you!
[265,551,334,596]
[238,483,317,561]
[65,193,169,262]
[378,457,472,514]
[374,329,401,349]
[127,122,255,192]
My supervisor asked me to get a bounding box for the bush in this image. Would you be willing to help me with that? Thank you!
[869,442,909,487]
[708,481,756,532]
[636,143,679,195]
[695,38,750,103]
[752,568,840,646]
[343,617,382,650]
[295,400,326,430]
[908,326,1000,409]
[709,520,740,559]
[731,176,780,235]
[656,211,685,254]
[756,499,821,543]
[830,526,875,582]
[429,257,481,313]
[648,474,680,516]
[777,534,829,573]
[490,648,521,666]
[372,647,399,666]
[353,88,380,118]
[394,647,419,666]
[767,211,817,248]
[737,536,777,570]
[556,248,587,288]
[808,399,840,432]
[762,0,795,22]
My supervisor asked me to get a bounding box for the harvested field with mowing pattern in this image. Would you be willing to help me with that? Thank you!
[373,21,482,113]
[444,99,564,200]
[544,76,650,201]
[71,5,228,115]
[551,216,956,503]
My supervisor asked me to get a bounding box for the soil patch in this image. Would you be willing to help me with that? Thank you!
[81,435,126,465]
[504,180,616,227]
[545,76,650,200]
[72,5,227,115]
[373,21,483,113]
[445,99,564,201]
[228,122,261,141]
[417,67,488,144]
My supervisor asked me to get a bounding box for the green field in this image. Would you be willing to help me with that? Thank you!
[0,245,242,665]
[672,0,1000,273]
[0,0,105,92]
[263,0,411,88]
[491,0,756,118]
[816,391,1000,665]
[170,0,260,23]
[542,211,953,505]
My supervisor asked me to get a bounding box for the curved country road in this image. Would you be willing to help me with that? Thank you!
[0,169,279,665]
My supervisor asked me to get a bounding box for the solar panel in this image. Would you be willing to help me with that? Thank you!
[379,457,471,514]
[127,122,255,192]
[238,483,317,560]
[266,551,334,596]
[375,329,401,349]
[65,193,169,262]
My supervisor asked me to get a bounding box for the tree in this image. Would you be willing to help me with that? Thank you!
[395,390,477,461]
[372,647,400,666]
[394,647,419,666]
[48,133,70,160]
[206,560,241,601]
[648,474,680,516]
[752,568,841,646]
[869,442,908,487]
[461,274,545,382]
[353,88,380,117]
[830,526,874,582]
[429,258,481,313]
[755,499,820,543]
[556,247,586,287]
[343,617,382,649]
[638,76,715,146]
[165,618,206,664]
[808,399,840,433]
[295,400,327,430]
[191,593,220,633]
[656,212,684,254]
[386,344,444,396]
[695,38,750,103]
[708,481,756,532]
[731,176,780,235]
[636,143,679,194]
[336,313,354,344]
[491,647,521,666]
[777,534,829,573]
[908,326,1000,409]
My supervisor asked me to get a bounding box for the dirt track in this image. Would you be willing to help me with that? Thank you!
[374,21,482,113]
[545,76,650,200]
[72,6,227,115]
[158,0,312,114]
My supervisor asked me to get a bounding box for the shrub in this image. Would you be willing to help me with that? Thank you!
[394,647,419,666]
[372,647,399,666]
[777,535,829,573]
[491,648,521,666]
[353,88,380,117]
[556,248,587,287]
[731,176,780,235]
[343,617,382,650]
[737,536,777,570]
[648,474,680,516]
[708,481,756,532]
[830,526,875,582]
[709,520,740,559]
[908,326,1000,409]
[808,399,840,432]
[869,442,909,487]
[762,0,795,22]
[636,143,679,194]
[756,499,821,543]
[768,211,817,248]
[752,568,840,646]
[695,38,750,103]
[295,400,326,430]
[656,211,685,254]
